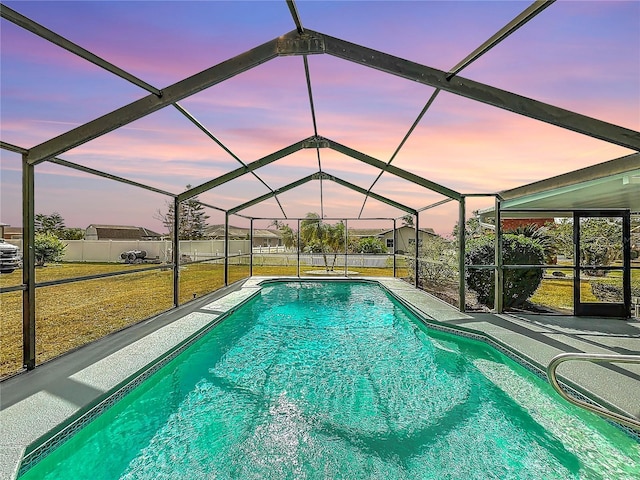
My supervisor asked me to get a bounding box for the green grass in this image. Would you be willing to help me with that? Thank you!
[529,278,597,313]
[0,263,249,378]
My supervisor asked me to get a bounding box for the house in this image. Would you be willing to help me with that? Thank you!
[378,225,437,254]
[1,225,23,240]
[85,224,163,241]
[204,225,283,248]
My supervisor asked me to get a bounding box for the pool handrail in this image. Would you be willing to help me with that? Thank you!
[547,352,640,431]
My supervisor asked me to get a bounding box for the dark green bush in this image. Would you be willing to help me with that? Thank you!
[466,234,544,309]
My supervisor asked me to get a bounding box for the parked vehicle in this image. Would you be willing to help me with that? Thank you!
[0,240,21,273]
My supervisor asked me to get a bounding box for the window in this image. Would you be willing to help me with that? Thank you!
[386,238,394,248]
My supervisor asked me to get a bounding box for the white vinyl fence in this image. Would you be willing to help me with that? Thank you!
[12,239,253,263]
[5,239,390,267]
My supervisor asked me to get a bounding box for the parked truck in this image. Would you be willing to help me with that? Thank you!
[0,240,21,273]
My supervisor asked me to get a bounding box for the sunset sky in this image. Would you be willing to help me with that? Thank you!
[1,0,638,236]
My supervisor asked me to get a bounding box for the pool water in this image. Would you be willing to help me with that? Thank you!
[20,281,639,479]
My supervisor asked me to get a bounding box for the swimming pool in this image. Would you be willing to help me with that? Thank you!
[18,280,640,479]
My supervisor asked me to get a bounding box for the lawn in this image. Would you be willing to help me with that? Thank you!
[530,277,598,313]
[0,262,246,378]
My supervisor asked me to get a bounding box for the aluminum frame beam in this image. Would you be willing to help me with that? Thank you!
[319,31,640,151]
[25,27,639,167]
[26,33,288,164]
[181,134,460,210]
[325,138,462,200]
[228,171,416,216]
[1,3,161,96]
[2,141,176,198]
[360,0,554,215]
[446,0,556,79]
[286,0,304,34]
[325,173,417,215]
[172,103,287,217]
[178,139,309,202]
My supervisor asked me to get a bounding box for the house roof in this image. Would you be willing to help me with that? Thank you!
[348,228,387,238]
[378,226,436,236]
[87,224,163,239]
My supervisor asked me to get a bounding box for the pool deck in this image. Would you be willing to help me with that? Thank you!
[1,276,639,479]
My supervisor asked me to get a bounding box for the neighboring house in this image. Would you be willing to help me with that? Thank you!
[2,226,23,240]
[378,225,437,254]
[501,218,554,231]
[85,224,163,241]
[204,225,282,248]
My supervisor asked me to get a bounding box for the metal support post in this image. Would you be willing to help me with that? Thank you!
[224,213,229,285]
[172,197,180,307]
[458,197,466,312]
[250,218,254,277]
[623,210,632,317]
[22,154,36,370]
[414,214,419,288]
[392,218,397,277]
[493,197,503,313]
[344,219,348,277]
[297,219,301,277]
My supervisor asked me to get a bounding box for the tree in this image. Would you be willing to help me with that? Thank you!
[451,210,488,244]
[59,228,84,240]
[156,185,210,240]
[35,212,84,240]
[34,233,66,266]
[408,235,457,286]
[35,212,66,237]
[280,224,297,251]
[546,218,623,276]
[300,213,345,271]
[401,214,414,228]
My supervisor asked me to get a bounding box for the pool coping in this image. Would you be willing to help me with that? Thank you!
[1,276,639,478]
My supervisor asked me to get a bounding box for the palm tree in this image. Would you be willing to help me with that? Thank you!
[300,213,345,271]
[280,224,296,251]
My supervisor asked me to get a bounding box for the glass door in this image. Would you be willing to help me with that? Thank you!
[574,210,631,317]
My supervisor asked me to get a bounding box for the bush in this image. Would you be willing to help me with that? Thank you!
[349,237,387,253]
[408,236,457,286]
[591,281,640,303]
[34,233,67,266]
[466,234,544,309]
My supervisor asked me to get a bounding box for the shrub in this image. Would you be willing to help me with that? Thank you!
[465,234,544,309]
[349,237,387,253]
[408,236,457,286]
[34,233,67,266]
[591,281,640,303]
